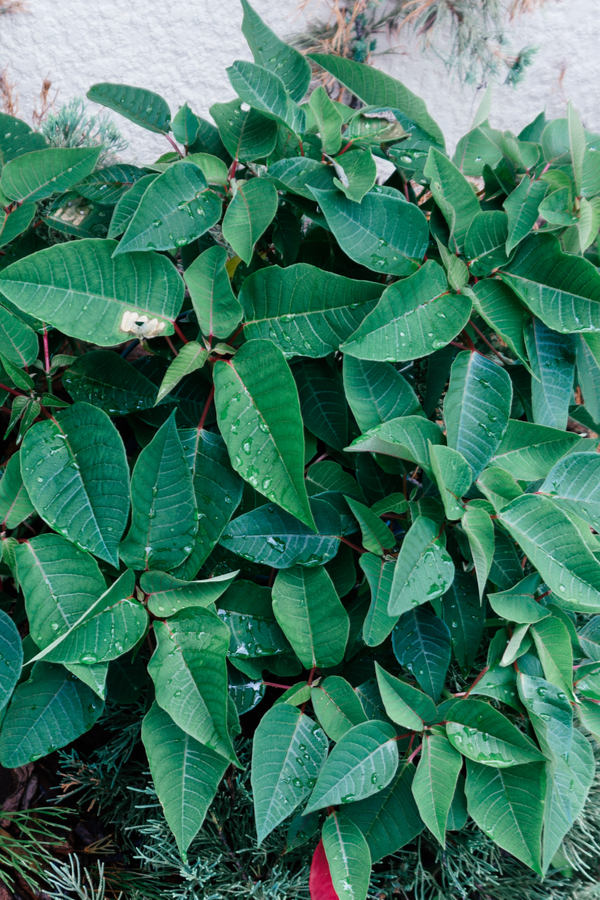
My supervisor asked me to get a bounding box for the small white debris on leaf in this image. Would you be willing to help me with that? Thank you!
[120,311,166,338]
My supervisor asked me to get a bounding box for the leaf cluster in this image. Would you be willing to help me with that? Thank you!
[1,5,600,899]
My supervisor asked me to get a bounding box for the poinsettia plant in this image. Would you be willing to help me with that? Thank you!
[1,2,600,895]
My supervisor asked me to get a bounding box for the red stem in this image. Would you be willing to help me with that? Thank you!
[165,134,184,157]
[464,665,490,698]
[337,140,354,156]
[173,321,190,344]
[165,336,178,356]
[43,326,51,374]
[197,385,215,431]
[407,742,422,764]
[339,536,367,554]
[262,681,293,690]
[468,320,505,361]
[0,382,23,398]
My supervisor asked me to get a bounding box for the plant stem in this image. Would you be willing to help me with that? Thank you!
[165,133,184,157]
[464,665,490,698]
[197,385,215,431]
[172,321,190,344]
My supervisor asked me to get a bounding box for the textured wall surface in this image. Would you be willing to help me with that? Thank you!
[0,0,596,161]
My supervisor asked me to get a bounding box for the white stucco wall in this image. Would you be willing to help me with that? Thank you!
[0,0,597,162]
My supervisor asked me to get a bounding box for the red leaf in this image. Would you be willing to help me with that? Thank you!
[310,838,339,900]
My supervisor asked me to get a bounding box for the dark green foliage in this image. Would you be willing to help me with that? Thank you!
[1,5,600,898]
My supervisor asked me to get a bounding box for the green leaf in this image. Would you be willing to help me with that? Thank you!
[184,246,243,340]
[343,261,470,362]
[322,811,371,900]
[343,357,421,434]
[241,0,310,102]
[0,238,183,345]
[241,263,383,358]
[309,86,343,154]
[375,663,437,731]
[28,570,144,666]
[462,506,494,599]
[218,580,287,659]
[148,607,238,764]
[0,202,36,249]
[0,609,22,711]
[542,726,594,873]
[477,466,523,512]
[488,574,549,624]
[441,571,486,674]
[1,146,101,202]
[465,759,545,874]
[15,534,106,650]
[577,698,600,741]
[344,763,424,861]
[464,211,510,276]
[155,343,208,404]
[331,148,377,204]
[272,565,349,668]
[499,493,600,614]
[412,731,462,846]
[360,554,398,648]
[312,676,367,742]
[108,173,158,238]
[227,61,305,134]
[344,496,394,555]
[210,99,278,161]
[86,83,171,133]
[222,179,278,265]
[0,112,47,169]
[268,156,336,199]
[443,351,512,479]
[120,413,197,571]
[220,498,340,568]
[454,126,502,177]
[392,607,451,701]
[171,102,200,147]
[292,358,348,451]
[503,177,547,254]
[142,702,227,860]
[0,304,38,369]
[524,318,575,429]
[179,428,243,578]
[389,516,454,616]
[429,445,472,520]
[214,338,314,529]
[306,721,399,813]
[307,54,444,148]
[62,350,158,415]
[75,164,147,204]
[114,161,222,254]
[310,188,429,278]
[491,419,583,480]
[530,615,573,697]
[499,232,600,334]
[252,703,328,844]
[445,698,545,767]
[346,416,443,474]
[517,673,572,761]
[21,403,130,565]
[0,662,103,767]
[141,570,236,617]
[540,452,600,532]
[424,148,480,254]
[306,461,363,502]
[468,279,528,365]
[0,451,34,528]
[578,616,600,661]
